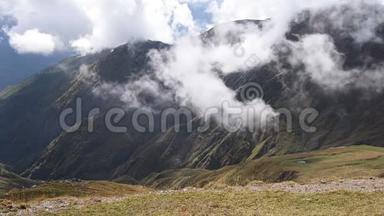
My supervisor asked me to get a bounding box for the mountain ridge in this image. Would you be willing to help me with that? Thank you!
[1,6,384,183]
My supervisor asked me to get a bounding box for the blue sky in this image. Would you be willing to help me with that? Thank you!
[188,2,213,28]
[0,22,68,90]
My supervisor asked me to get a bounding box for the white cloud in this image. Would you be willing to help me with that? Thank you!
[7,28,56,55]
[2,0,384,55]
[141,25,279,129]
[1,0,199,54]
[59,0,384,131]
[69,0,199,53]
[289,34,384,92]
[207,0,351,23]
[288,34,353,90]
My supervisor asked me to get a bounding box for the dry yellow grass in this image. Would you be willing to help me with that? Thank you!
[52,190,384,216]
[3,181,148,203]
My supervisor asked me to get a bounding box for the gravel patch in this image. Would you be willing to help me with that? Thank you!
[248,178,384,193]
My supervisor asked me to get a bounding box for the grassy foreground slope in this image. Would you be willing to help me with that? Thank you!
[53,190,384,216]
[2,145,384,215]
[2,181,148,203]
[144,145,384,188]
[0,181,149,214]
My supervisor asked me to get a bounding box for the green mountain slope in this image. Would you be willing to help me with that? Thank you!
[142,145,384,189]
[0,52,109,171]
[0,164,36,195]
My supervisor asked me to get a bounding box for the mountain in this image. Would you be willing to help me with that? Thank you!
[0,51,110,171]
[0,164,36,195]
[1,5,384,183]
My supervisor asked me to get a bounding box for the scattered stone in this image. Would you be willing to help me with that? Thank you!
[18,204,25,209]
[92,198,102,203]
[248,178,384,193]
